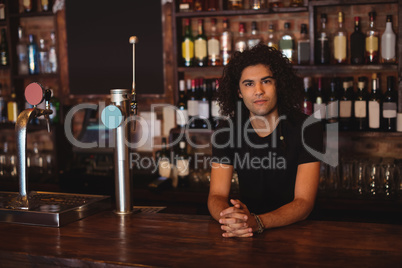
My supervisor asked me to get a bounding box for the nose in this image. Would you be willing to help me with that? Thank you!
[254,82,264,96]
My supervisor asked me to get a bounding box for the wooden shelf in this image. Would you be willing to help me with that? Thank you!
[175,6,307,17]
[12,73,58,79]
[9,11,54,18]
[309,0,397,7]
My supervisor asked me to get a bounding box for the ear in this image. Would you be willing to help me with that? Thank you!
[238,89,243,98]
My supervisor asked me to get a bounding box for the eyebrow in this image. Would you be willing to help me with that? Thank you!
[241,76,275,84]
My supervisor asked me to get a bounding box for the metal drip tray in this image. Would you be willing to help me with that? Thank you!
[0,191,111,227]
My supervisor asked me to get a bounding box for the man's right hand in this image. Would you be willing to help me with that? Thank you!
[219,199,256,237]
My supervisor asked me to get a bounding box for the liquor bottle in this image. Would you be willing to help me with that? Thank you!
[350,17,365,65]
[16,26,29,75]
[206,0,219,11]
[194,0,204,11]
[194,19,208,67]
[211,79,222,129]
[157,137,171,178]
[279,22,294,63]
[179,0,194,12]
[28,34,39,75]
[302,77,313,115]
[220,18,232,66]
[250,0,263,10]
[234,22,247,52]
[382,76,397,132]
[315,14,330,64]
[23,0,36,12]
[176,80,188,128]
[381,15,396,64]
[177,140,190,188]
[339,80,354,131]
[7,90,18,123]
[187,79,199,129]
[181,18,194,67]
[297,24,310,65]
[40,0,52,12]
[38,38,50,74]
[365,12,379,64]
[0,0,5,21]
[326,80,338,124]
[49,32,57,73]
[198,79,210,129]
[228,0,243,10]
[313,77,326,121]
[354,77,368,131]
[0,28,8,66]
[268,0,283,8]
[49,89,60,124]
[247,21,263,49]
[333,12,347,64]
[368,73,382,130]
[290,0,303,7]
[266,24,278,50]
[208,18,221,66]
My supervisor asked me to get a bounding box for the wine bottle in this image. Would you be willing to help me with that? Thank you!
[0,0,5,21]
[313,77,326,121]
[49,32,58,73]
[28,34,39,75]
[158,137,171,178]
[228,0,243,10]
[0,28,8,66]
[333,12,347,64]
[368,73,382,130]
[382,76,397,132]
[365,12,379,64]
[315,14,330,64]
[187,79,199,129]
[40,0,52,12]
[247,21,263,49]
[211,79,222,129]
[339,79,354,131]
[23,0,36,13]
[269,0,283,8]
[354,77,368,131]
[297,24,310,65]
[194,19,208,67]
[7,90,18,123]
[49,89,60,124]
[234,22,247,52]
[177,141,190,188]
[208,18,221,66]
[279,22,294,63]
[381,15,396,64]
[181,18,194,67]
[302,77,313,115]
[17,26,29,75]
[266,24,278,50]
[220,18,232,66]
[326,80,339,124]
[198,79,210,129]
[38,38,50,74]
[176,80,188,129]
[179,0,194,12]
[350,16,365,65]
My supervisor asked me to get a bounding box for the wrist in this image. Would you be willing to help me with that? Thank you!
[251,213,265,234]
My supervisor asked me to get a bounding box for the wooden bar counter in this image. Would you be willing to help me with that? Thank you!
[0,211,401,267]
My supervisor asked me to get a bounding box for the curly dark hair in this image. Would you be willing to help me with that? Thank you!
[217,43,303,120]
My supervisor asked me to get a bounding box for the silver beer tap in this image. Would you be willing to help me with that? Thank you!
[129,36,138,131]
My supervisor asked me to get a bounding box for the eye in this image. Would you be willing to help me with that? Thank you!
[262,79,272,84]
[244,82,254,87]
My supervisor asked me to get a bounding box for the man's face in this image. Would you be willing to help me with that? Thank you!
[238,64,278,118]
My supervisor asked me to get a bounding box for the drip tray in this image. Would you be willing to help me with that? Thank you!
[0,191,111,227]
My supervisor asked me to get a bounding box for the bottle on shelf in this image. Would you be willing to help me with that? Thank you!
[228,0,244,10]
[333,12,347,64]
[49,31,58,73]
[49,89,60,124]
[234,22,247,52]
[297,23,310,65]
[194,19,208,67]
[0,0,5,21]
[268,0,283,8]
[16,26,29,75]
[194,0,204,11]
[247,21,263,49]
[176,79,188,129]
[350,16,365,65]
[40,0,52,12]
[326,79,338,124]
[250,0,264,10]
[279,22,294,63]
[7,89,18,123]
[176,140,190,188]
[313,77,326,121]
[157,137,172,179]
[198,79,210,129]
[181,18,194,67]
[38,38,50,74]
[28,34,39,75]
[220,18,232,66]
[187,79,199,129]
[381,15,396,64]
[206,0,219,11]
[290,0,303,7]
[315,13,330,65]
[354,77,368,131]
[266,24,278,50]
[210,79,222,129]
[23,0,36,13]
[368,73,382,131]
[179,0,194,12]
[208,18,221,66]
[365,12,379,64]
[339,79,354,131]
[382,76,397,132]
[0,28,8,66]
[302,77,313,116]
[0,83,6,123]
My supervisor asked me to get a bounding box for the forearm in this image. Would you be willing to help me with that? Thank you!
[208,194,230,221]
[258,198,314,230]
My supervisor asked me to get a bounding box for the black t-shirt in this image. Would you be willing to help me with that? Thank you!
[212,112,324,214]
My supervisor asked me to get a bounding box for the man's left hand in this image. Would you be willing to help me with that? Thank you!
[219,199,257,238]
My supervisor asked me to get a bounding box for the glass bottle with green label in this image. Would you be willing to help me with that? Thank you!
[181,18,194,67]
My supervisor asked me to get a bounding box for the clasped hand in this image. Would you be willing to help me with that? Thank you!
[219,199,257,238]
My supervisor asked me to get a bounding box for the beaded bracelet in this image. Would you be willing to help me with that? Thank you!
[251,213,265,234]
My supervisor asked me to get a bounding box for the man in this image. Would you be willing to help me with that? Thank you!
[208,44,323,237]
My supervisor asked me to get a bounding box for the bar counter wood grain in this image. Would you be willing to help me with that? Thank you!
[0,211,401,267]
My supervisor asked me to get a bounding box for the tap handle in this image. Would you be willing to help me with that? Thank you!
[44,88,52,132]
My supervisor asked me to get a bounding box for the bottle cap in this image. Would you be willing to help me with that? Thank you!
[386,15,392,22]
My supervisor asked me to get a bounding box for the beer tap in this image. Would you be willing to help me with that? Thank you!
[44,88,52,133]
[129,36,138,131]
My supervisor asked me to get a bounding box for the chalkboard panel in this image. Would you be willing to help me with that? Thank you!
[66,0,164,95]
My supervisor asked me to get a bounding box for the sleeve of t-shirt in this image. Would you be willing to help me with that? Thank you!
[297,120,324,165]
[211,122,235,166]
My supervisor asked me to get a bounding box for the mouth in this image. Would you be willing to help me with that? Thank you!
[254,100,268,105]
